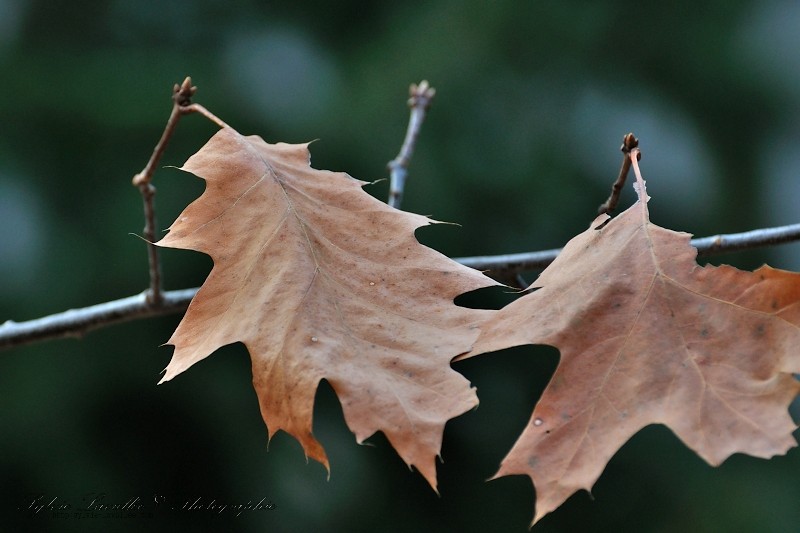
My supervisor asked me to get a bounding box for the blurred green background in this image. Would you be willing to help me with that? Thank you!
[2,0,800,531]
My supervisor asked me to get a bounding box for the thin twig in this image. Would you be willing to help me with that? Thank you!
[131,78,197,306]
[131,79,197,189]
[387,80,436,209]
[455,248,565,275]
[691,224,800,256]
[3,222,800,351]
[597,133,639,215]
[138,181,161,304]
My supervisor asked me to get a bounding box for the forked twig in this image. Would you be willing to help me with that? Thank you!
[597,133,639,215]
[131,77,227,306]
[387,80,436,209]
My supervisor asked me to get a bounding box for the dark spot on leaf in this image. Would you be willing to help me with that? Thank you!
[594,218,611,231]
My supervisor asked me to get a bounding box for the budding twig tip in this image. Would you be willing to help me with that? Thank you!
[408,80,436,109]
[620,132,639,154]
[173,76,197,107]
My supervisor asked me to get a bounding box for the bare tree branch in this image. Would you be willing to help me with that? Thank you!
[0,289,197,350]
[3,223,800,351]
[456,222,800,274]
[3,80,800,353]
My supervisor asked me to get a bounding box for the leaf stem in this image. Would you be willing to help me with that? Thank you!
[180,102,230,129]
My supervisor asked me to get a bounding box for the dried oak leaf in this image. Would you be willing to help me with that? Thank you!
[156,127,497,490]
[467,156,800,524]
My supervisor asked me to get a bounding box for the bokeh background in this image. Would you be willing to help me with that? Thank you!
[2,1,800,531]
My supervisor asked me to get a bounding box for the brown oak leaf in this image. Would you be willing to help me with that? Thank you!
[467,153,800,524]
[156,127,497,490]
